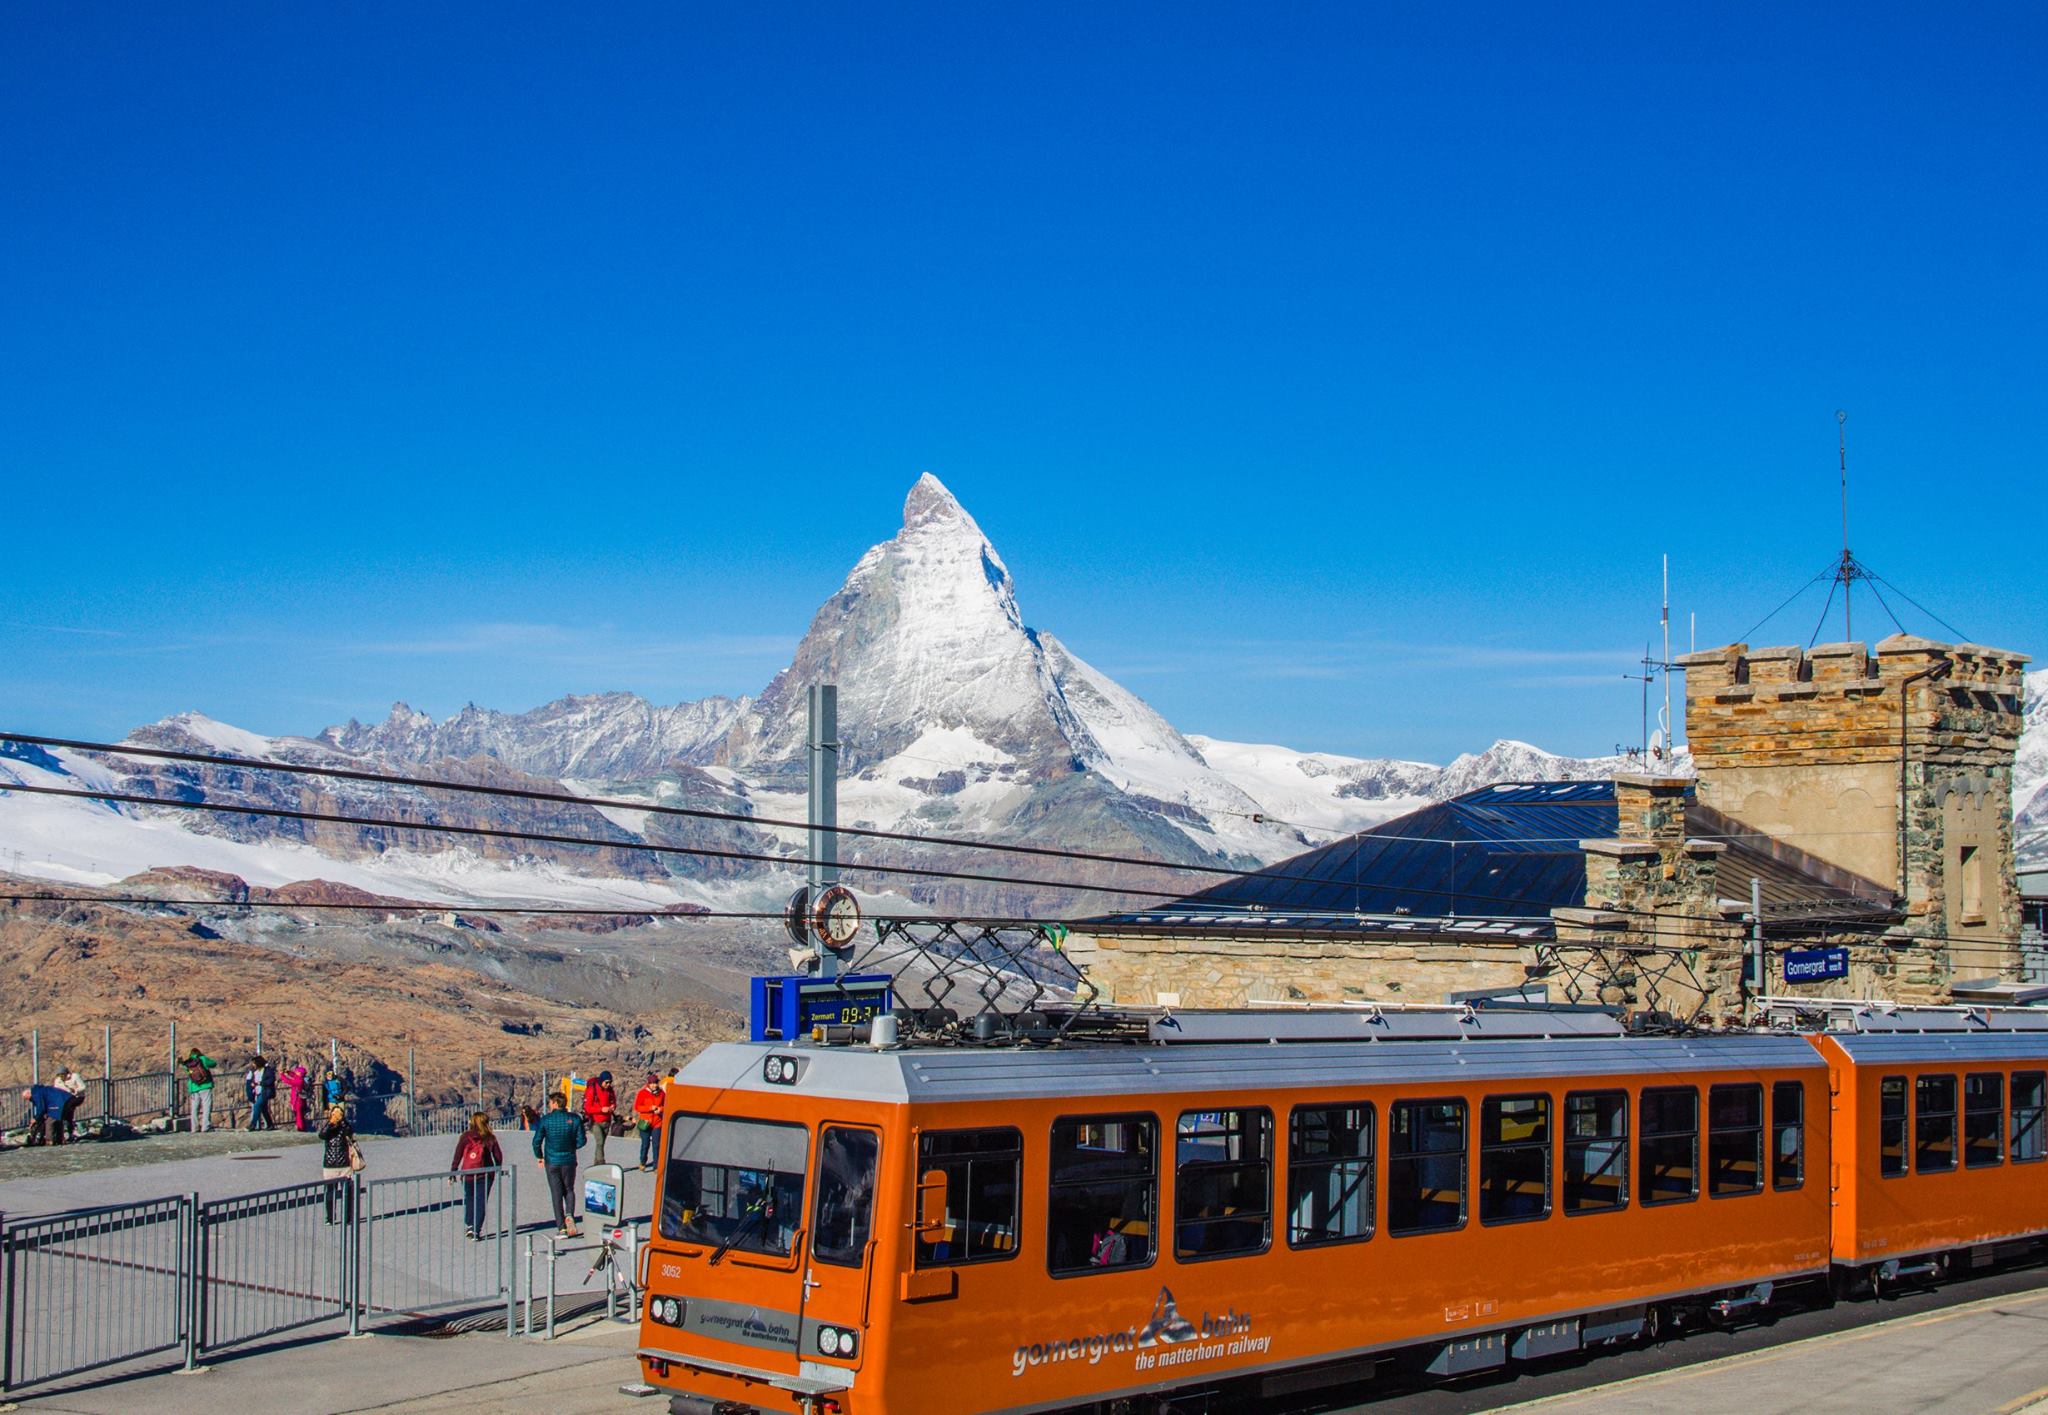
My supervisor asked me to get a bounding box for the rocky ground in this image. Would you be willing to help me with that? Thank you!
[0,881,764,1110]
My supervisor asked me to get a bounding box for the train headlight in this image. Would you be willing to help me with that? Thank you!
[815,1324,858,1358]
[818,1327,841,1355]
[650,1296,685,1327]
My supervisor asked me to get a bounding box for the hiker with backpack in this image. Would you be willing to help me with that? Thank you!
[183,1048,217,1133]
[282,1060,312,1131]
[448,1113,505,1239]
[582,1070,618,1167]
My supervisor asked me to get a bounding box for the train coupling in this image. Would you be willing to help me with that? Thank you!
[1708,1280,1775,1321]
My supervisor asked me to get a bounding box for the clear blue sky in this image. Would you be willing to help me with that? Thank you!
[3,4,2041,763]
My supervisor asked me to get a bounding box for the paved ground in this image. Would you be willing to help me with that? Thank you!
[0,1126,320,1184]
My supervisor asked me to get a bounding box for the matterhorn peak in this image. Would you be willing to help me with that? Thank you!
[902,471,974,532]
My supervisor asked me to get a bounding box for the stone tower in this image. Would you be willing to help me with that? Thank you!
[1676,636,2029,961]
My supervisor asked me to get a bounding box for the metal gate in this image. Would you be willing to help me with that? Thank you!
[360,1166,516,1333]
[197,1180,353,1353]
[2,1195,192,1391]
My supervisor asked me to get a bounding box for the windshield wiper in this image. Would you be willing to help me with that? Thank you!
[708,1192,773,1266]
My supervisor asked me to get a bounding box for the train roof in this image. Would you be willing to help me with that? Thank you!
[679,1032,1828,1107]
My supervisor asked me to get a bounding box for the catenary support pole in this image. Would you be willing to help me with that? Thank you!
[808,683,841,979]
[1750,877,1765,1001]
[30,1027,38,1085]
[408,1047,416,1135]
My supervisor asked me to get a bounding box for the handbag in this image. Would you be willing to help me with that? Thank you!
[348,1142,367,1174]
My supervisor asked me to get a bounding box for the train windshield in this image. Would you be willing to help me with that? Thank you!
[661,1112,809,1258]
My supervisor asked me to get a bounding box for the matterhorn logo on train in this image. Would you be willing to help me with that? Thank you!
[1010,1289,1269,1378]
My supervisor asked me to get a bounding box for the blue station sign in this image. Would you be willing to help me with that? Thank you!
[1782,947,1850,985]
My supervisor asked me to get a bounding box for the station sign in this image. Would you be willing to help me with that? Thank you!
[1782,947,1850,985]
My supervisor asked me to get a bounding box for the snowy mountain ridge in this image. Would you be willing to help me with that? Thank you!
[2,475,2037,911]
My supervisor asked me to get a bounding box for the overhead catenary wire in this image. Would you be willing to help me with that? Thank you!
[0,734,2026,950]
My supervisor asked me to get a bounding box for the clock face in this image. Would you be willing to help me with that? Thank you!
[812,884,862,948]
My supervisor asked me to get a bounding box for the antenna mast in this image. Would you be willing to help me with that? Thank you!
[1834,409,1859,641]
[1659,555,1672,761]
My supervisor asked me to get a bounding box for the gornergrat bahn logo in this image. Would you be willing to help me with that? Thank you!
[1011,1288,1269,1378]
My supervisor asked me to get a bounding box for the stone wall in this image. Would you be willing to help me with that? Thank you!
[1060,930,1536,1009]
[1678,636,2028,952]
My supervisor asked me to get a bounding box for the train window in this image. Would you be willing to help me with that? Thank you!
[1047,1114,1157,1276]
[1880,1077,1907,1177]
[1287,1104,1374,1248]
[1638,1087,1698,1206]
[1388,1099,1466,1235]
[660,1112,809,1258]
[2014,1073,2047,1164]
[1771,1081,1804,1190]
[1563,1090,1628,1214]
[1174,1109,1273,1261]
[916,1128,1021,1268]
[1915,1075,1958,1174]
[1480,1095,1551,1226]
[1964,1074,2004,1168]
[813,1127,880,1268]
[1707,1084,1763,1198]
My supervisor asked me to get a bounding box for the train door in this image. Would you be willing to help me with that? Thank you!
[798,1123,882,1376]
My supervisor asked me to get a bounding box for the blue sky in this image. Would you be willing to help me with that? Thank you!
[3,4,2041,762]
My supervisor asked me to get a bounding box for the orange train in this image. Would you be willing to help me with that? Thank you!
[634,1002,2048,1415]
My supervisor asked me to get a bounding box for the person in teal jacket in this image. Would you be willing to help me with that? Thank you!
[182,1048,217,1133]
[531,1094,588,1237]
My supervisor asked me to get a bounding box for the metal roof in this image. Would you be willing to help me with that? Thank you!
[680,1034,1826,1107]
[1826,1033,2048,1066]
[1088,780,1896,940]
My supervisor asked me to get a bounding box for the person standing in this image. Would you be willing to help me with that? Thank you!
[320,1065,345,1111]
[582,1071,617,1167]
[282,1061,311,1131]
[531,1093,587,1238]
[319,1104,358,1225]
[54,1066,87,1142]
[254,1055,277,1130]
[183,1048,217,1133]
[449,1112,504,1240]
[633,1072,665,1171]
[20,1085,69,1145]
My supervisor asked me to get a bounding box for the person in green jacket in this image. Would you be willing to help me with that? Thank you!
[531,1093,588,1237]
[183,1048,218,1133]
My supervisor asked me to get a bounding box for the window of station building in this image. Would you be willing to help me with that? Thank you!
[1771,1081,1804,1190]
[1174,1109,1272,1262]
[915,1128,1021,1269]
[1707,1084,1764,1198]
[1638,1087,1698,1206]
[1388,1099,1466,1235]
[1479,1095,1551,1225]
[1287,1104,1374,1249]
[1563,1090,1629,1214]
[1047,1113,1157,1276]
[2014,1073,2047,1164]
[1964,1073,2004,1168]
[1915,1074,1958,1174]
[1880,1077,1908,1177]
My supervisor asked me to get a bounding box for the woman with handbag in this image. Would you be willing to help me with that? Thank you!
[320,1104,361,1225]
[449,1112,504,1239]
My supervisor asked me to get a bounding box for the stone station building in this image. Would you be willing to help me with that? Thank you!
[1068,634,2029,1018]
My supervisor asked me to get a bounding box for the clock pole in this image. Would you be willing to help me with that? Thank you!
[807,683,841,978]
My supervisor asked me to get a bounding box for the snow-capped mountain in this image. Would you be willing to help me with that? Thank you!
[2,474,2036,914]
[2017,669,2048,867]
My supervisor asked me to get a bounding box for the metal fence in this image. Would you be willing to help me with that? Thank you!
[0,1167,520,1395]
[1,1195,192,1392]
[198,1180,353,1353]
[361,1166,516,1332]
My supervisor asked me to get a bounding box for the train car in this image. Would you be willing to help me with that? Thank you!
[1800,1002,2048,1291]
[635,1005,1832,1415]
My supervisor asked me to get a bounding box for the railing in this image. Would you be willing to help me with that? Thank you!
[1,1196,192,1391]
[0,1166,523,1395]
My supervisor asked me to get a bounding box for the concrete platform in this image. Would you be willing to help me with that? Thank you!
[1495,1285,2048,1415]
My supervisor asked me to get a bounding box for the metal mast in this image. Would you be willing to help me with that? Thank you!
[807,684,841,978]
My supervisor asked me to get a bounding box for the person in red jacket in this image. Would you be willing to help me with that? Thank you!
[449,1113,505,1239]
[582,1071,618,1167]
[633,1072,665,1171]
